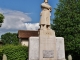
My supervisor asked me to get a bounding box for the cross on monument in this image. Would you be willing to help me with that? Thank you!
[44,0,48,3]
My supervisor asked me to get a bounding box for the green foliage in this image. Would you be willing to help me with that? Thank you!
[2,45,28,60]
[0,47,3,60]
[51,0,80,59]
[1,32,19,45]
[0,13,4,23]
[0,13,4,27]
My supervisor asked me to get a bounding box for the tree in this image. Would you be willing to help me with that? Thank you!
[51,0,80,59]
[0,13,4,27]
[1,32,19,45]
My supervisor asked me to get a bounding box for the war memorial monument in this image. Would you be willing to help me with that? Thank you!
[29,0,66,60]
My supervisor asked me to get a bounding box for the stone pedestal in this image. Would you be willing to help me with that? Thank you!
[39,29,57,60]
[29,37,65,60]
[56,37,65,60]
[29,37,39,60]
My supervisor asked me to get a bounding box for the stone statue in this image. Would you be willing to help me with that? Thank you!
[44,0,48,3]
[39,0,51,29]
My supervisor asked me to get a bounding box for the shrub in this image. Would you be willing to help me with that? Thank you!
[3,45,28,60]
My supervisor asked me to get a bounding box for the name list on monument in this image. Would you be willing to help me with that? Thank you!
[43,50,54,58]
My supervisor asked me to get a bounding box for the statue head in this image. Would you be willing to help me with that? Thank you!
[44,0,48,3]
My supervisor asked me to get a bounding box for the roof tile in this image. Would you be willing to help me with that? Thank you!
[18,30,38,38]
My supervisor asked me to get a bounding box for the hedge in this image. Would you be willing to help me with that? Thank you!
[0,45,28,60]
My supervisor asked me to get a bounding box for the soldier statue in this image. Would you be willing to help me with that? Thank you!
[39,0,51,29]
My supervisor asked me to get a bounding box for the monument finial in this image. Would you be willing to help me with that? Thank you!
[44,0,48,3]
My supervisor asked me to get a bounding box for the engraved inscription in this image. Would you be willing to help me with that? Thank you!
[43,50,54,58]
[40,37,54,44]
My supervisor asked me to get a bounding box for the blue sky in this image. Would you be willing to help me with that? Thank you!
[0,0,59,37]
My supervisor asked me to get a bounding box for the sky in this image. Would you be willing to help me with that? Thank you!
[0,0,59,37]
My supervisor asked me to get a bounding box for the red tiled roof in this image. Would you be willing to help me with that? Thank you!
[18,30,38,38]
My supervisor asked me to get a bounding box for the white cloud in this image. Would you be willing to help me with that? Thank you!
[0,8,31,30]
[0,8,40,37]
[25,23,40,30]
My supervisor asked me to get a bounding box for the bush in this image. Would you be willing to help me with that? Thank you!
[0,47,3,60]
[2,45,28,60]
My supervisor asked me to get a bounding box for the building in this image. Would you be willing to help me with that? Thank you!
[18,30,38,46]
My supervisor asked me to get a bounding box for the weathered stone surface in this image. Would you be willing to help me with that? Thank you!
[68,55,72,60]
[39,29,57,60]
[43,50,54,58]
[3,54,7,60]
[39,0,57,60]
[28,0,66,60]
[29,37,39,60]
[29,37,65,60]
[56,37,65,60]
